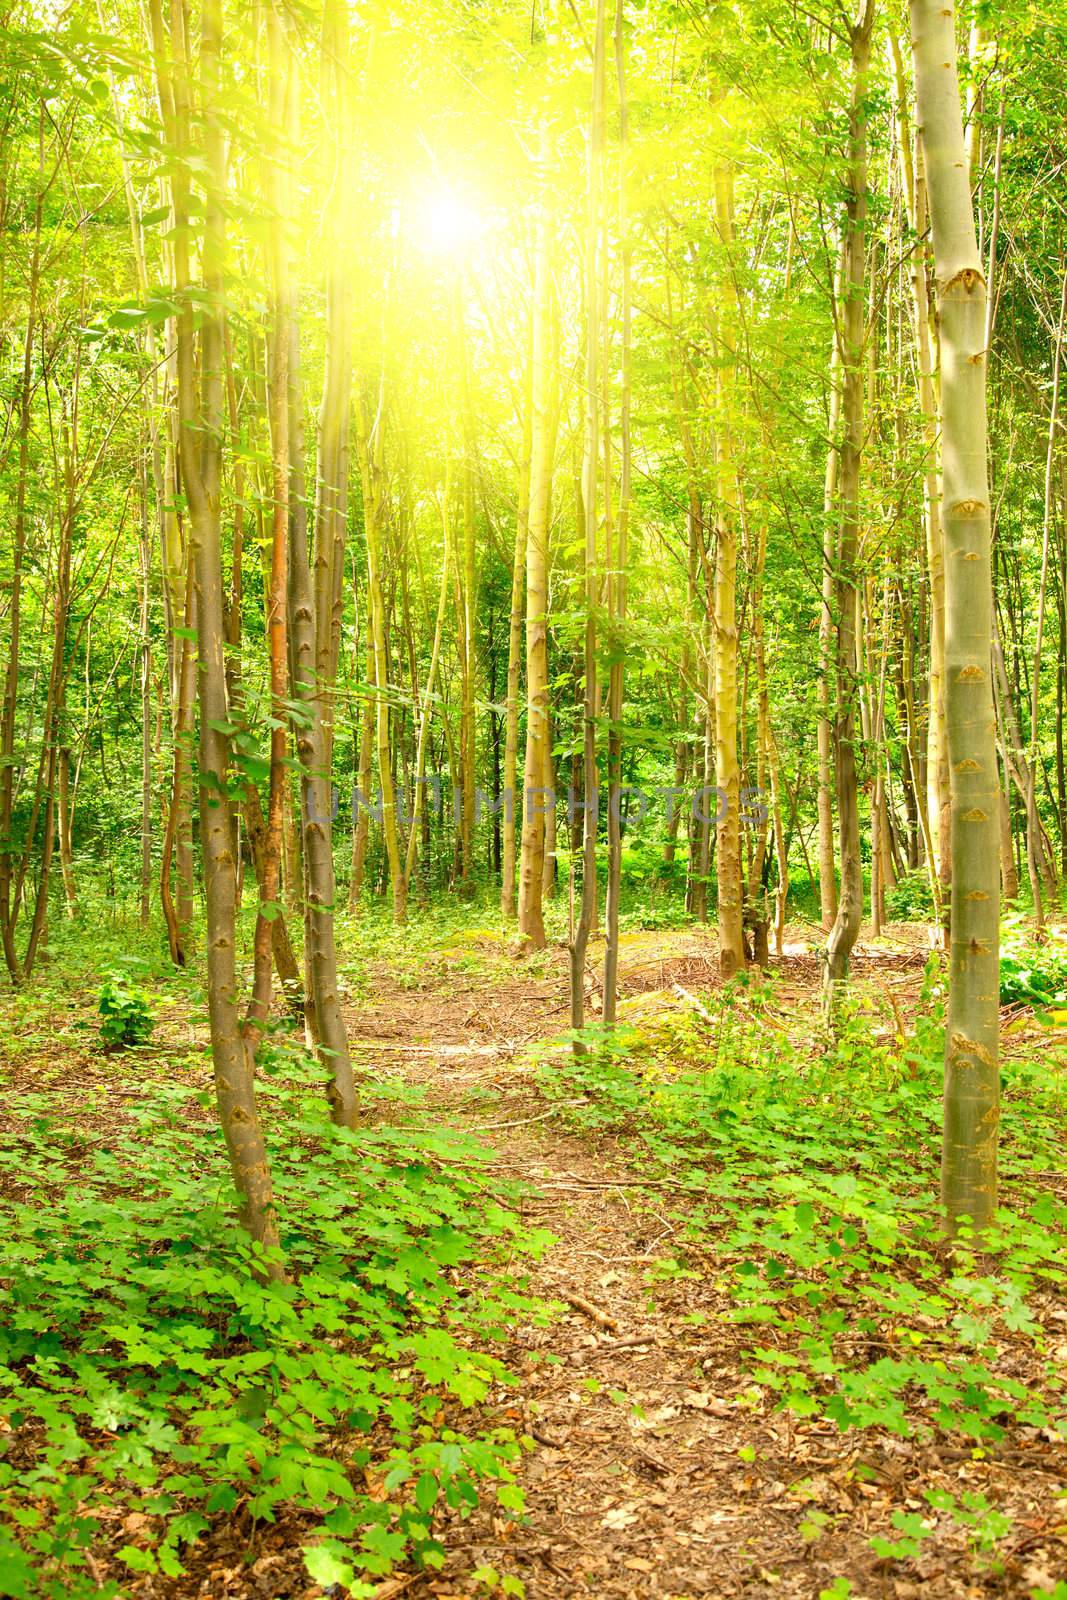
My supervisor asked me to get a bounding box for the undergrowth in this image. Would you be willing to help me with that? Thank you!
[0,1032,551,1598]
[536,969,1067,1577]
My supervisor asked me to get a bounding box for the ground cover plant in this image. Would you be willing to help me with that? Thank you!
[2,905,1065,1597]
[0,939,551,1597]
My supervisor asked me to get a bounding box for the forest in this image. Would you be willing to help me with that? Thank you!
[0,0,1065,1595]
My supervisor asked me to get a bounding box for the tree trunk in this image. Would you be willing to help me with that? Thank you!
[1026,265,1067,935]
[403,478,451,895]
[817,234,846,934]
[891,35,950,916]
[349,648,375,909]
[164,0,281,1267]
[356,384,406,921]
[0,107,45,985]
[518,168,557,948]
[570,0,606,1043]
[824,0,874,1001]
[289,313,357,1127]
[58,746,77,920]
[502,319,533,921]
[138,452,153,927]
[161,565,196,967]
[911,0,1000,1233]
[603,0,630,1025]
[712,161,744,978]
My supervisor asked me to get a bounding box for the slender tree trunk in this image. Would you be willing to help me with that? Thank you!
[454,287,477,896]
[712,161,744,978]
[542,717,558,898]
[403,478,451,893]
[1026,265,1067,934]
[161,566,195,966]
[603,0,630,1025]
[691,627,715,923]
[138,452,153,927]
[278,0,358,1123]
[502,322,533,920]
[768,725,789,957]
[0,107,44,984]
[518,169,557,948]
[891,36,950,915]
[289,317,357,1126]
[570,0,606,1042]
[165,0,281,1266]
[349,651,374,909]
[24,488,74,979]
[244,0,292,1064]
[824,0,874,1000]
[817,234,846,933]
[58,746,77,919]
[356,385,406,921]
[911,0,1000,1233]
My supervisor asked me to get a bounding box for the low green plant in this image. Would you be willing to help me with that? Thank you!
[0,1050,552,1596]
[885,870,936,922]
[97,968,155,1050]
[534,974,1066,1579]
[999,925,1067,1009]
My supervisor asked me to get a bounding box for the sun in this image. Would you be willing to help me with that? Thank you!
[417,183,483,257]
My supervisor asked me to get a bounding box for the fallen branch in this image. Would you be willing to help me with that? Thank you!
[464,1097,587,1132]
[559,1291,620,1330]
[563,1331,658,1356]
[673,982,715,1022]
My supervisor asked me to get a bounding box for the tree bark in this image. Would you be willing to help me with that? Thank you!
[911,0,1000,1233]
[0,106,45,985]
[502,319,533,920]
[518,165,557,948]
[824,0,874,1001]
[603,0,630,1025]
[165,0,282,1267]
[569,0,606,1042]
[712,161,745,978]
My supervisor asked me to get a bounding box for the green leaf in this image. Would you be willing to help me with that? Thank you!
[303,1542,355,1589]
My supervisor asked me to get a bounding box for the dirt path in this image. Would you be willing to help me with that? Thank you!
[345,935,957,1600]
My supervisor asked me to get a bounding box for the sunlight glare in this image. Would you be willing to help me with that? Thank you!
[419,184,483,257]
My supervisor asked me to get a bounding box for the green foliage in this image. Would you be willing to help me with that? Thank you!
[999,925,1067,1009]
[97,967,155,1050]
[537,984,1067,1460]
[885,871,936,923]
[0,1052,550,1594]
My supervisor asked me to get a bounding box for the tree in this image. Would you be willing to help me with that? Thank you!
[823,0,874,1002]
[910,0,1000,1231]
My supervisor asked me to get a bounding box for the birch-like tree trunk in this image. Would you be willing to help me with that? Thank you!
[911,0,999,1231]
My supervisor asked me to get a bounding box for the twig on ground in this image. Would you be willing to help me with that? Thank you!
[673,982,714,1021]
[563,1331,659,1356]
[559,1290,620,1330]
[632,1443,674,1475]
[464,1097,587,1132]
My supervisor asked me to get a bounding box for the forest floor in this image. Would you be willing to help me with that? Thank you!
[0,916,1064,1600]
[332,923,1065,1600]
